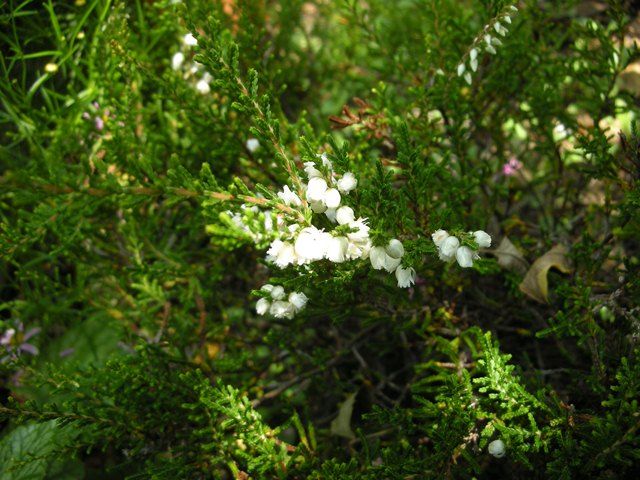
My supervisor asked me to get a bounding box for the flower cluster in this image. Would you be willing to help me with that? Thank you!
[370,239,416,288]
[456,5,519,85]
[256,284,308,319]
[171,33,212,94]
[221,203,282,245]
[265,153,371,270]
[432,229,491,268]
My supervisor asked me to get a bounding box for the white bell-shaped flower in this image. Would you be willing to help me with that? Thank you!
[306,177,328,202]
[196,79,210,94]
[323,188,341,209]
[336,206,355,225]
[440,236,460,258]
[383,255,401,273]
[431,229,449,248]
[395,266,416,288]
[386,239,404,259]
[278,185,301,206]
[183,33,198,46]
[256,298,270,315]
[270,285,286,300]
[337,172,357,193]
[324,208,337,223]
[274,242,296,268]
[303,161,322,179]
[266,240,284,263]
[455,246,477,268]
[288,292,308,311]
[347,239,371,260]
[346,218,370,243]
[370,246,387,270]
[171,52,185,70]
[473,230,492,248]
[270,300,295,319]
[295,226,329,262]
[326,236,349,263]
[245,138,260,152]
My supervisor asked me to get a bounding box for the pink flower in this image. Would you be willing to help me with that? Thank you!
[502,157,523,176]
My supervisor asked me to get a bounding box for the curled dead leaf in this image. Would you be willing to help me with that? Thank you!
[492,237,529,275]
[519,245,573,303]
[330,392,357,440]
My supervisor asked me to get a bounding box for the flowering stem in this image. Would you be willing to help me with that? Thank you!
[5,180,305,221]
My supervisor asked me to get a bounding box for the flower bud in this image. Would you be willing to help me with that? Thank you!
[455,246,476,268]
[172,52,184,70]
[386,239,405,259]
[256,298,270,315]
[488,439,506,458]
[473,230,492,248]
[245,138,260,152]
[323,188,341,209]
[306,177,328,202]
[336,206,355,225]
[270,286,286,300]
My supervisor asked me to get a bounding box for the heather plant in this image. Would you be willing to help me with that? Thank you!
[1,0,640,478]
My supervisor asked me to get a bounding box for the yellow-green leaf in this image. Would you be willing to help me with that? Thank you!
[519,245,572,303]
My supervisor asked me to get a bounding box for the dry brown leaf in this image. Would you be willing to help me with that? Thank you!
[493,237,529,275]
[519,245,573,303]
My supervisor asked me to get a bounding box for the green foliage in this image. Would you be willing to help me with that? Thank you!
[1,0,640,478]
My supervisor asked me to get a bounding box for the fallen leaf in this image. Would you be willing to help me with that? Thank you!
[492,237,529,275]
[519,245,573,303]
[330,392,357,440]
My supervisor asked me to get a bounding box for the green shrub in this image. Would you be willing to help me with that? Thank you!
[1,0,639,478]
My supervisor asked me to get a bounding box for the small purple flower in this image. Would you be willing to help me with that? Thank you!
[94,116,105,131]
[502,157,523,176]
[1,322,40,362]
[59,348,75,358]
